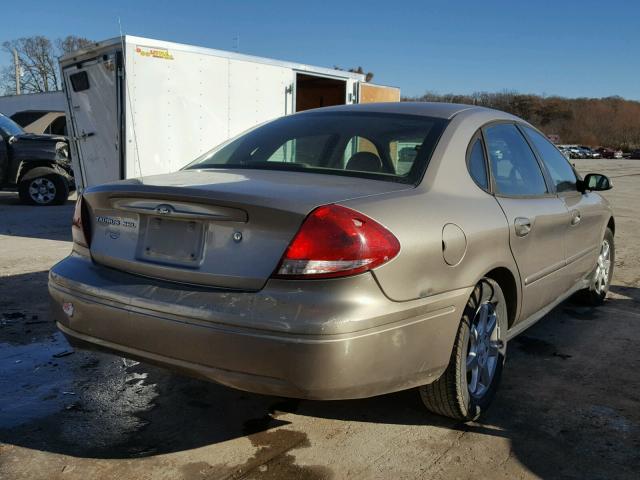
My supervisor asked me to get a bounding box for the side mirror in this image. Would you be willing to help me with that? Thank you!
[579,173,612,193]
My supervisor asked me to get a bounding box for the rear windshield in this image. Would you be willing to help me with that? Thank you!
[185,112,448,184]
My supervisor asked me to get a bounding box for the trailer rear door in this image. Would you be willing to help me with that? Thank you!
[62,53,122,190]
[358,83,401,103]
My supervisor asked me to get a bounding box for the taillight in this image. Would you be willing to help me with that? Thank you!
[72,195,91,248]
[274,204,400,279]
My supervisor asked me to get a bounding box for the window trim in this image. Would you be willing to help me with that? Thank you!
[465,130,492,193]
[480,120,556,199]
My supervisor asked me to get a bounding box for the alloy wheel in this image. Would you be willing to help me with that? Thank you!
[594,239,611,295]
[29,178,57,205]
[467,302,501,399]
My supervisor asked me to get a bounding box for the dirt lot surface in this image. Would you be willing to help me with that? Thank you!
[1,160,639,479]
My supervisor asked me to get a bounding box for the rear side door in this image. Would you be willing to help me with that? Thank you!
[483,123,571,323]
[521,125,605,284]
[62,52,122,190]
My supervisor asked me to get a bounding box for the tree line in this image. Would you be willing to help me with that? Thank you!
[404,91,640,150]
[1,35,93,94]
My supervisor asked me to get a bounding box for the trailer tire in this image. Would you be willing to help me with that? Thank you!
[18,167,70,206]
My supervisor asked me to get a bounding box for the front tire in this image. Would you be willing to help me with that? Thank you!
[18,169,69,206]
[419,278,508,421]
[577,228,614,306]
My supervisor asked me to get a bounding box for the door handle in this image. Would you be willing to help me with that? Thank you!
[514,217,532,237]
[571,210,582,225]
[75,130,95,141]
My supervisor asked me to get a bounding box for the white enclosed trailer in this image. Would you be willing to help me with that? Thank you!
[59,36,400,190]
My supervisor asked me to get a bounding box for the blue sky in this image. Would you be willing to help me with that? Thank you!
[2,0,638,99]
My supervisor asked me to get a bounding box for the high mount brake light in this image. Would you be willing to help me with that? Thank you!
[72,196,91,248]
[273,204,400,279]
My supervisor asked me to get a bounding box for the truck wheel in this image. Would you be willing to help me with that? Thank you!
[576,228,614,306]
[419,278,508,421]
[18,168,70,206]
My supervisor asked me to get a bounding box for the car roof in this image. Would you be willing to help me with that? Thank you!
[296,101,498,120]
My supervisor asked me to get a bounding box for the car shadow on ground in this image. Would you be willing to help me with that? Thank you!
[1,271,639,478]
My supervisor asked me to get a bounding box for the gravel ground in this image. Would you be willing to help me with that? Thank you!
[1,159,639,479]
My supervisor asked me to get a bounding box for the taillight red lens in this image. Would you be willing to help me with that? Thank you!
[72,196,91,248]
[274,204,400,279]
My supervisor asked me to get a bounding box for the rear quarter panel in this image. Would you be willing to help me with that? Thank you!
[341,110,521,311]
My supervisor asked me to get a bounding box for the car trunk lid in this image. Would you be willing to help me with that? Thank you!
[82,169,411,290]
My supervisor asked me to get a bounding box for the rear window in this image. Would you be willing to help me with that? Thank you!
[185,112,448,184]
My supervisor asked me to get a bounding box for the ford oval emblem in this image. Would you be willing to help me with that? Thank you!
[156,204,172,215]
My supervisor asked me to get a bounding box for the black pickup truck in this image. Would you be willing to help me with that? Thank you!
[0,113,74,205]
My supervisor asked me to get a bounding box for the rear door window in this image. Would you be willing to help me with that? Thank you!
[484,123,548,196]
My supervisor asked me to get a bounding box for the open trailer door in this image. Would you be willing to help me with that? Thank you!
[294,73,349,112]
[358,83,401,103]
[62,52,123,190]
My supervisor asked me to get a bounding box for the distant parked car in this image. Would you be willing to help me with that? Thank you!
[558,146,571,159]
[597,147,623,159]
[578,146,601,159]
[568,147,583,159]
[628,149,640,159]
[10,110,67,136]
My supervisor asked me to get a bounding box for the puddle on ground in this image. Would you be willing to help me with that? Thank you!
[0,332,74,428]
[0,330,161,453]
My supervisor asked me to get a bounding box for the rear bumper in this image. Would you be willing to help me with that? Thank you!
[49,254,471,399]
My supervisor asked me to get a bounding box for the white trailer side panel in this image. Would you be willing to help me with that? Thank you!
[125,41,292,179]
[228,59,292,137]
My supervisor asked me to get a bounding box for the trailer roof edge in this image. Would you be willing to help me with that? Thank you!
[59,35,366,81]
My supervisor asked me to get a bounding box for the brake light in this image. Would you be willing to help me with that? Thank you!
[72,195,91,248]
[274,204,400,279]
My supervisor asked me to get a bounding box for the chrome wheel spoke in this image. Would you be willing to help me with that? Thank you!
[470,326,479,343]
[486,312,497,337]
[467,350,478,371]
[468,366,479,394]
[478,305,488,335]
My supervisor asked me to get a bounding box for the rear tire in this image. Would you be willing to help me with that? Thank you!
[18,168,69,206]
[419,278,508,421]
[576,228,614,306]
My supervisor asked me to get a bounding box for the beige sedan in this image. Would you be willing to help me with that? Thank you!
[49,103,614,421]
